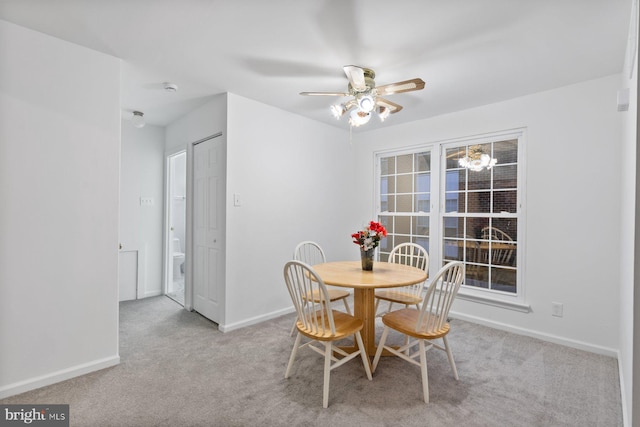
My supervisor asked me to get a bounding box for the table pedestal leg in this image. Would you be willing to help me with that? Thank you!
[337,287,395,359]
[335,287,376,362]
[353,288,377,357]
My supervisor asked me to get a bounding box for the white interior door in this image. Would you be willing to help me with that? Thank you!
[192,135,224,323]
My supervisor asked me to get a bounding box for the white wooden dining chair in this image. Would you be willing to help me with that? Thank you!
[375,242,429,315]
[372,261,465,404]
[283,260,372,408]
[289,241,351,336]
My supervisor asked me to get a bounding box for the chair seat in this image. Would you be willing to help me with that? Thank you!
[296,310,363,341]
[326,288,350,301]
[304,288,350,303]
[381,308,450,340]
[375,290,422,306]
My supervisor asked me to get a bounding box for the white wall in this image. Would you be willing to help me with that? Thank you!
[353,74,623,354]
[165,94,228,152]
[120,122,165,297]
[223,93,356,330]
[0,20,121,397]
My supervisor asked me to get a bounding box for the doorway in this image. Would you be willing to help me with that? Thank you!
[165,150,187,305]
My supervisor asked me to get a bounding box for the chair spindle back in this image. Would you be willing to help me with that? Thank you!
[416,261,465,333]
[293,241,326,266]
[284,260,335,336]
[388,242,429,273]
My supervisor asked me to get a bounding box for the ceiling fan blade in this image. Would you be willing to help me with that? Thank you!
[376,97,403,113]
[375,78,425,96]
[446,147,467,159]
[343,65,367,92]
[299,91,349,96]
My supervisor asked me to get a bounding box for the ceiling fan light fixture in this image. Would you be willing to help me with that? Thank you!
[357,94,375,113]
[331,103,346,119]
[131,110,145,128]
[349,110,371,127]
[378,106,391,122]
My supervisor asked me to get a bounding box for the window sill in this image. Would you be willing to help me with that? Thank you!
[456,291,531,313]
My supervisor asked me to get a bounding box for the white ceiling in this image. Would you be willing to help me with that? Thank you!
[0,0,633,131]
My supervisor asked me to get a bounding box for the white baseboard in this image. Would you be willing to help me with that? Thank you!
[0,355,120,400]
[449,310,618,357]
[218,306,296,333]
[215,305,618,355]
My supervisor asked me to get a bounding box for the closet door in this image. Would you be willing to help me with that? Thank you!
[192,134,225,323]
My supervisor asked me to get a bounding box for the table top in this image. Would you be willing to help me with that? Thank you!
[312,261,427,289]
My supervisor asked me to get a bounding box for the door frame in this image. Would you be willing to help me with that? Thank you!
[163,147,187,303]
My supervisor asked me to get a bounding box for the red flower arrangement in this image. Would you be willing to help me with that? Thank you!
[351,221,387,251]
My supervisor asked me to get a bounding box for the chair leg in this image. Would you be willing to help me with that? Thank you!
[289,319,297,336]
[419,340,429,403]
[372,326,390,373]
[403,305,411,352]
[354,331,372,380]
[285,333,302,378]
[323,342,332,408]
[374,298,381,316]
[443,335,459,380]
[342,297,352,315]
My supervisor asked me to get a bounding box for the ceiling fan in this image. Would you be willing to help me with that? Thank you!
[300,65,425,127]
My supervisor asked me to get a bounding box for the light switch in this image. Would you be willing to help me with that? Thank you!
[140,197,154,206]
[233,193,241,207]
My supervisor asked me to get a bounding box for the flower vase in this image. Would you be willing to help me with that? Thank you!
[360,248,375,271]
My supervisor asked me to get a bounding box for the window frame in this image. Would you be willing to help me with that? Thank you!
[374,129,529,312]
[375,146,438,273]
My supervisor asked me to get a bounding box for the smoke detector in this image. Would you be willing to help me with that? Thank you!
[163,82,178,92]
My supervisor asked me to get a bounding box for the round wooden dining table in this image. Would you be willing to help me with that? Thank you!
[312,260,428,357]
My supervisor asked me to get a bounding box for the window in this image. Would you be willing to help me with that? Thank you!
[376,131,525,308]
[378,151,432,262]
[443,139,519,294]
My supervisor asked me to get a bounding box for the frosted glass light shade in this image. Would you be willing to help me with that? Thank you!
[132,111,145,128]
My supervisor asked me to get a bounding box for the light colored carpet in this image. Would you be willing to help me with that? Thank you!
[1,296,622,426]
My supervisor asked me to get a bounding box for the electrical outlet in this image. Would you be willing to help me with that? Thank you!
[551,302,563,317]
